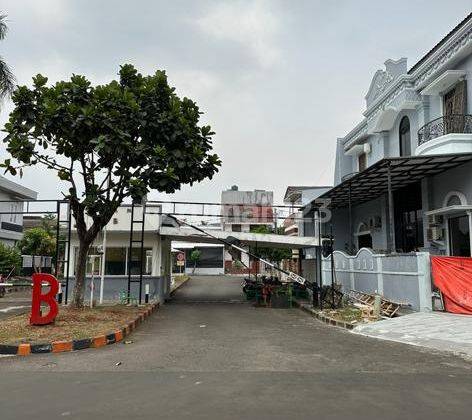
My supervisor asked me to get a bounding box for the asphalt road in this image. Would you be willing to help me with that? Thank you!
[0,289,31,320]
[1,275,472,419]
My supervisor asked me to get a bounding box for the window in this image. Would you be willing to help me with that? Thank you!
[358,153,367,172]
[75,246,150,276]
[84,247,101,275]
[447,195,463,206]
[105,247,126,275]
[399,116,411,156]
[129,248,152,275]
[186,247,223,268]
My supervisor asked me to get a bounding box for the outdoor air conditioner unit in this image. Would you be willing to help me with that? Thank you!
[427,227,444,242]
[427,214,444,227]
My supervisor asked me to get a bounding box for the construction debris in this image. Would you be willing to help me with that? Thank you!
[347,290,402,318]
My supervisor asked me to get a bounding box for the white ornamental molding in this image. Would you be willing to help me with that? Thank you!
[413,24,472,90]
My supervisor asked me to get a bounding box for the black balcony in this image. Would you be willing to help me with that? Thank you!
[418,114,472,145]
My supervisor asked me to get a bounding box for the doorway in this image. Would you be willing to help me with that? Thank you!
[358,233,373,249]
[448,215,471,256]
[394,183,424,252]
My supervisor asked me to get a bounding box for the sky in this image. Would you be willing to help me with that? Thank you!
[0,0,471,204]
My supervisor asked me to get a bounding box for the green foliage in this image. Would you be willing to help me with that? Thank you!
[189,249,201,263]
[39,214,56,236]
[0,243,21,275]
[0,13,15,101]
[17,227,56,257]
[249,225,292,263]
[2,64,220,306]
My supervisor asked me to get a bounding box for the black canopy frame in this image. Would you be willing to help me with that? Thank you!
[313,153,472,252]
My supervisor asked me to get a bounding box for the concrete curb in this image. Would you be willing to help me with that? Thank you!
[293,299,355,330]
[0,302,159,356]
[170,276,191,296]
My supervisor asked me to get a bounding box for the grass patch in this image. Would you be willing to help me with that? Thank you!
[321,306,363,323]
[0,305,148,345]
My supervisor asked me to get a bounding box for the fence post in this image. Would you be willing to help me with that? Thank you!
[377,255,384,295]
[349,257,355,290]
[417,252,432,312]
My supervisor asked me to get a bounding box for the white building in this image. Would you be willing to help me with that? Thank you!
[221,186,274,273]
[0,175,37,246]
[302,12,472,311]
[172,242,225,276]
[67,204,172,302]
[319,12,472,257]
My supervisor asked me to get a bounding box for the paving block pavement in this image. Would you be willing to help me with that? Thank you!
[353,311,472,359]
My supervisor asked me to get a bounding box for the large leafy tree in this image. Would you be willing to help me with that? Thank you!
[0,14,15,102]
[2,64,221,306]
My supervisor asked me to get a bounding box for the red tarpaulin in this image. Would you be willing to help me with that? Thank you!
[431,256,472,315]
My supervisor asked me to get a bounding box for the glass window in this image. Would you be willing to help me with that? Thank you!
[399,116,411,156]
[105,247,126,275]
[85,247,101,275]
[129,248,152,275]
[447,195,462,206]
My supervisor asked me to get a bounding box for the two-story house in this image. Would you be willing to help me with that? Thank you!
[316,12,472,258]
[0,175,37,246]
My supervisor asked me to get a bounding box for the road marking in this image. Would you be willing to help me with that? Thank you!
[0,305,29,313]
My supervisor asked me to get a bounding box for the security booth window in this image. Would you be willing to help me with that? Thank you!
[84,247,101,275]
[129,248,152,275]
[105,247,126,275]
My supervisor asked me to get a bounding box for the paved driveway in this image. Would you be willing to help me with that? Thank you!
[1,276,472,419]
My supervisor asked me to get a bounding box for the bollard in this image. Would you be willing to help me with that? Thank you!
[145,283,150,304]
[57,283,63,304]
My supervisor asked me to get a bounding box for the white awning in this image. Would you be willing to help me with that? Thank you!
[420,70,466,95]
[425,205,472,217]
[346,143,371,156]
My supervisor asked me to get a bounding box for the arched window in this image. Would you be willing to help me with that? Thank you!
[447,195,462,206]
[399,116,411,156]
[443,191,467,207]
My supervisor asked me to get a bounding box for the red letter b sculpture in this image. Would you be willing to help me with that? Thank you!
[30,273,59,325]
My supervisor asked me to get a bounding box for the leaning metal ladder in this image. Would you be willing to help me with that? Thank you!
[126,200,146,304]
[55,200,72,304]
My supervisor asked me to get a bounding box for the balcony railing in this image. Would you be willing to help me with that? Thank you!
[418,114,472,145]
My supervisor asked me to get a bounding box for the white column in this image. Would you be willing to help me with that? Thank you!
[376,256,384,295]
[417,252,432,312]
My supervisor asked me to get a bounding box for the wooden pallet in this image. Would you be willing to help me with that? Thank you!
[347,290,401,318]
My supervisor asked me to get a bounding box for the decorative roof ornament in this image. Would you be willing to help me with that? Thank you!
[365,58,408,109]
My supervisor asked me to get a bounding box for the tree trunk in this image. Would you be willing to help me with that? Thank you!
[72,240,91,307]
